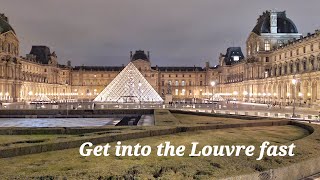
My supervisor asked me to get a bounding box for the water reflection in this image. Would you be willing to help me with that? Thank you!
[0,118,121,127]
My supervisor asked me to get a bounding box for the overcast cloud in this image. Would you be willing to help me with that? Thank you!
[1,0,319,66]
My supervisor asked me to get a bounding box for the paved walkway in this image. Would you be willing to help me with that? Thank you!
[302,172,320,180]
[137,115,155,126]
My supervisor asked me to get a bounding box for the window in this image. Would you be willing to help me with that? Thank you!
[296,49,299,55]
[169,74,171,78]
[303,61,307,71]
[189,81,192,86]
[189,74,191,78]
[264,40,271,51]
[175,80,179,86]
[176,74,178,77]
[200,81,203,86]
[181,81,185,86]
[161,81,164,86]
[266,57,269,62]
[311,44,314,51]
[303,47,306,53]
[290,51,293,57]
[181,89,185,95]
[296,62,300,72]
[189,90,192,95]
[161,74,164,78]
[284,66,288,74]
[168,80,172,85]
[279,66,282,76]
[175,89,179,95]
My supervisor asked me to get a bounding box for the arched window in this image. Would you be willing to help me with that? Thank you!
[310,55,315,70]
[296,62,300,73]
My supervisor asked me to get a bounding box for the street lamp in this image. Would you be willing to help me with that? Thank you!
[243,91,248,102]
[28,91,33,102]
[298,92,303,106]
[292,79,297,118]
[210,81,216,111]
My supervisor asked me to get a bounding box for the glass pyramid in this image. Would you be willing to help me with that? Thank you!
[94,62,163,103]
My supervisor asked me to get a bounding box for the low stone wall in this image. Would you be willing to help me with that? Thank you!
[170,109,266,120]
[0,109,153,118]
[225,148,320,180]
[0,127,127,135]
[0,120,293,158]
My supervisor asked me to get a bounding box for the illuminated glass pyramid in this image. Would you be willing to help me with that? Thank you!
[94,62,163,103]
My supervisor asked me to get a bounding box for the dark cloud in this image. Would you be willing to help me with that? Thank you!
[1,0,319,66]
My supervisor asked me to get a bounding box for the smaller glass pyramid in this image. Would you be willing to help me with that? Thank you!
[94,62,163,103]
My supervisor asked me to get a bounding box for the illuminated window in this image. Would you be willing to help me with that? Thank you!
[181,81,185,86]
[181,89,185,95]
[175,89,179,95]
[175,80,179,86]
[264,40,271,51]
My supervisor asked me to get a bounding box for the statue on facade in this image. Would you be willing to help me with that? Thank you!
[167,83,172,95]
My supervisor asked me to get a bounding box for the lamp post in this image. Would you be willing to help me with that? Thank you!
[292,79,297,118]
[298,92,303,106]
[65,84,69,117]
[28,91,33,102]
[243,91,248,102]
[138,81,142,109]
[210,81,216,111]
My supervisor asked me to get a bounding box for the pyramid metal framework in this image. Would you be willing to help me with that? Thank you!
[94,62,163,103]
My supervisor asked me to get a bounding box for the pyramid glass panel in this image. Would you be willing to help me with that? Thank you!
[94,62,163,103]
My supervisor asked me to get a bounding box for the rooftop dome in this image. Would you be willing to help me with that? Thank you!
[0,14,15,35]
[131,50,149,62]
[252,11,298,35]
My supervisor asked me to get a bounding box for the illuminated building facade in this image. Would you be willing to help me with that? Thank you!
[0,10,319,106]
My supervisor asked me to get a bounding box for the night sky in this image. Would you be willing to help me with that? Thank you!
[1,0,319,67]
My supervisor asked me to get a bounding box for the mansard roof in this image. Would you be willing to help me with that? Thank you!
[153,66,205,72]
[0,14,15,35]
[252,10,298,35]
[73,66,124,71]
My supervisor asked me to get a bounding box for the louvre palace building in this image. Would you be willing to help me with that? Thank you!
[0,10,319,106]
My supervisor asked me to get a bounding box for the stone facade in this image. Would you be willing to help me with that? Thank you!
[0,11,319,105]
